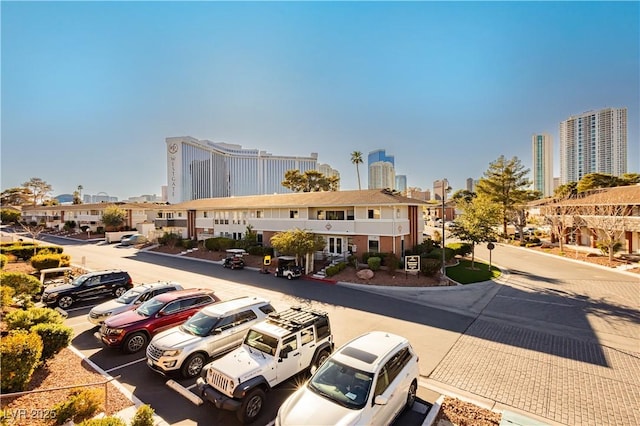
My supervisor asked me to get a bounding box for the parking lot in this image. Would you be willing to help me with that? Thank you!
[62,292,432,426]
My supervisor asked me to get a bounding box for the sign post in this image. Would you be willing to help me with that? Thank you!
[404,255,420,278]
[487,242,495,271]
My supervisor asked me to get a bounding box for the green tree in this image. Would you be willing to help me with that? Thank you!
[449,197,500,268]
[350,151,364,190]
[241,225,258,249]
[451,189,476,203]
[281,170,339,192]
[270,228,325,268]
[509,189,542,243]
[22,177,53,206]
[0,208,21,224]
[101,205,127,231]
[554,181,578,199]
[475,155,533,236]
[576,173,619,193]
[619,173,640,185]
[1,187,33,206]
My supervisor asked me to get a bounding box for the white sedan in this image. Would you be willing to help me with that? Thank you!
[88,281,183,325]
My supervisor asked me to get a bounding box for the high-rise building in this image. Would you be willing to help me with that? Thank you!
[317,163,341,190]
[532,133,554,197]
[433,179,449,201]
[395,175,407,193]
[560,107,627,184]
[367,149,395,189]
[465,178,475,193]
[166,136,321,203]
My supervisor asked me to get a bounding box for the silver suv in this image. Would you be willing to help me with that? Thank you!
[146,296,275,378]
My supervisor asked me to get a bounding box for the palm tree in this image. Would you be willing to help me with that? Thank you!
[350,151,363,190]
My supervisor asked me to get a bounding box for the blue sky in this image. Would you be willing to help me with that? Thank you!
[2,1,638,200]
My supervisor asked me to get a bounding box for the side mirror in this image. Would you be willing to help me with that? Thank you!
[374,395,389,406]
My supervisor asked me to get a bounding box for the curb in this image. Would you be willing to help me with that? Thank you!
[67,346,170,425]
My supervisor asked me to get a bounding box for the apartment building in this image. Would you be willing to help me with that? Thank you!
[559,107,627,184]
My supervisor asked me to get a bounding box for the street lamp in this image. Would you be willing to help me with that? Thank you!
[441,179,447,280]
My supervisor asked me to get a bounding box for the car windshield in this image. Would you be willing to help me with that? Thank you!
[180,311,221,336]
[136,298,165,316]
[116,288,143,304]
[244,329,278,356]
[308,359,373,410]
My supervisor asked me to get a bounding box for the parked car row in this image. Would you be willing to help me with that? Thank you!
[53,269,418,425]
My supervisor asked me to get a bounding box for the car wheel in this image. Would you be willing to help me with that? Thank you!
[237,388,265,424]
[57,295,74,309]
[123,332,148,354]
[405,380,417,410]
[113,286,126,297]
[314,349,330,369]
[181,353,206,378]
[287,274,293,280]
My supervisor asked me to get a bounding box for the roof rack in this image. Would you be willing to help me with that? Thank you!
[266,306,328,331]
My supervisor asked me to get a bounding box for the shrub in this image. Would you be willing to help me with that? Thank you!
[59,253,71,267]
[0,254,7,269]
[446,242,472,257]
[325,264,340,277]
[30,253,62,270]
[367,256,381,271]
[204,237,235,251]
[1,286,15,310]
[96,226,105,234]
[5,307,65,330]
[597,241,623,256]
[64,220,77,229]
[53,388,104,425]
[420,258,442,276]
[247,245,265,256]
[32,323,73,360]
[158,232,182,247]
[386,254,401,274]
[0,330,43,392]
[130,404,155,426]
[77,417,127,426]
[413,239,435,256]
[0,272,42,302]
[181,238,196,249]
[426,247,456,262]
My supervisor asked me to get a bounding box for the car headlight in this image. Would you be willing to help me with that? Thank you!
[47,292,59,298]
[163,349,182,357]
[105,328,124,336]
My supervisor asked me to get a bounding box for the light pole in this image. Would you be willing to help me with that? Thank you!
[441,179,446,280]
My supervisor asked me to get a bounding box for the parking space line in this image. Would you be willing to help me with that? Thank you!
[105,357,147,373]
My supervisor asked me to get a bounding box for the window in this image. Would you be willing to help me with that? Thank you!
[282,335,298,352]
[347,209,355,220]
[374,366,390,396]
[301,327,314,345]
[386,347,412,383]
[259,304,276,315]
[290,210,299,219]
[368,240,379,253]
[315,317,331,340]
[316,210,325,220]
[163,301,181,314]
[235,310,258,325]
[368,209,380,219]
[203,212,208,218]
[326,210,345,220]
[256,210,263,219]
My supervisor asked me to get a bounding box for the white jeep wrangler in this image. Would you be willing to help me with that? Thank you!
[146,296,275,378]
[196,306,334,424]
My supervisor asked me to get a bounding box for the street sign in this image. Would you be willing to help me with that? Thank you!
[405,255,420,272]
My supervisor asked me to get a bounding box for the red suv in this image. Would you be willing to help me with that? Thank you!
[98,288,220,353]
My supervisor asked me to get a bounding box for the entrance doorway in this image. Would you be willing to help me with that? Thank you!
[328,236,343,257]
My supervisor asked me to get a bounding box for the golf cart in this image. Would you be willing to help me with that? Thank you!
[223,249,246,270]
[274,256,303,280]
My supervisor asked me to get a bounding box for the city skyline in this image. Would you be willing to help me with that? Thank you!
[2,1,638,200]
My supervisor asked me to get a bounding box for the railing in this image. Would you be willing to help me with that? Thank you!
[0,375,122,416]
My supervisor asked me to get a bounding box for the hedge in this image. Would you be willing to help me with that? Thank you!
[130,405,156,426]
[204,237,236,251]
[0,330,43,393]
[426,247,456,262]
[0,254,7,269]
[0,244,64,261]
[325,262,347,277]
[5,306,65,331]
[0,272,42,301]
[32,323,73,360]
